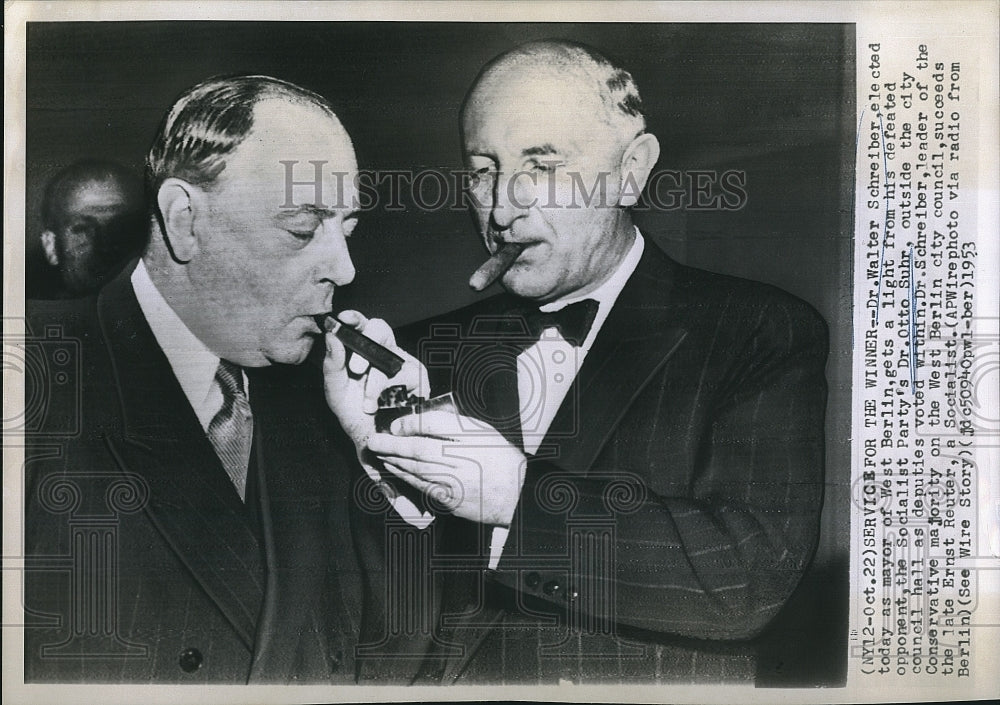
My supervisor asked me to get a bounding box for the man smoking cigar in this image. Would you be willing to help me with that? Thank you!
[368,40,829,683]
[23,75,431,683]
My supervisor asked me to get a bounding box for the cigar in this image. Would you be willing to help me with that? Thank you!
[319,315,405,377]
[469,242,526,291]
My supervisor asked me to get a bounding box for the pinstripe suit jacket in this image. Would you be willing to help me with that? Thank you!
[22,265,431,683]
[399,241,829,684]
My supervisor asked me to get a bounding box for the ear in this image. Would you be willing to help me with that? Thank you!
[156,178,200,263]
[40,231,59,266]
[618,133,661,207]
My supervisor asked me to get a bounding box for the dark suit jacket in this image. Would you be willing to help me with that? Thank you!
[22,265,431,683]
[398,241,829,684]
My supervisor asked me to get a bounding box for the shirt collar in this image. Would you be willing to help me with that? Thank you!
[131,259,222,429]
[539,227,645,350]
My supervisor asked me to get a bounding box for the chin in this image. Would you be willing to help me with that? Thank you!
[264,336,315,366]
[501,270,556,301]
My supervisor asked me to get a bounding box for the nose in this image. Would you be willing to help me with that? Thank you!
[490,171,530,231]
[317,222,356,287]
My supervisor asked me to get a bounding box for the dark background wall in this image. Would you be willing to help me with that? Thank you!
[25,22,854,685]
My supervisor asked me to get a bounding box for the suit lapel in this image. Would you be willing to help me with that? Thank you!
[542,244,688,475]
[97,268,264,650]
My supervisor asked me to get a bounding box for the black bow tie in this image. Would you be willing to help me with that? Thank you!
[520,298,600,346]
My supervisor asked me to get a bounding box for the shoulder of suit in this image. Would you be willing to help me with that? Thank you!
[25,295,108,359]
[672,259,824,322]
[658,260,829,360]
[26,294,99,331]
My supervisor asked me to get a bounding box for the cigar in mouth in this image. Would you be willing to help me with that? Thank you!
[468,242,527,291]
[317,314,405,377]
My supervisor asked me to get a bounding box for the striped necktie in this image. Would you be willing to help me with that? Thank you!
[208,359,253,501]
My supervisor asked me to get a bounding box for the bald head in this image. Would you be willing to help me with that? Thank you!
[459,40,661,302]
[464,40,647,148]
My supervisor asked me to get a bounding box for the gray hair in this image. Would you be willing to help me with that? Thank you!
[145,74,339,196]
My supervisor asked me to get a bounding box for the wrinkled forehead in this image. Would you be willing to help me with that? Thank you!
[215,98,359,205]
[248,99,355,161]
[463,65,620,156]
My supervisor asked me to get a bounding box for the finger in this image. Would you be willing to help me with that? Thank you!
[383,462,461,509]
[361,317,396,348]
[324,331,347,371]
[390,410,466,438]
[383,457,456,484]
[335,310,374,375]
[418,363,430,397]
[337,309,367,330]
[367,433,451,465]
[363,367,390,414]
[394,352,430,396]
[382,462,438,493]
[348,350,371,376]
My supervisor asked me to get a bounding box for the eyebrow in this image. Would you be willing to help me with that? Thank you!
[521,144,560,157]
[274,204,356,220]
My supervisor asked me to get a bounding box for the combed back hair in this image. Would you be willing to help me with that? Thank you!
[468,40,647,143]
[145,75,339,197]
[42,159,144,232]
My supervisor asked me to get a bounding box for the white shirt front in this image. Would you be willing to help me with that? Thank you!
[488,229,646,567]
[131,259,241,430]
[517,229,646,453]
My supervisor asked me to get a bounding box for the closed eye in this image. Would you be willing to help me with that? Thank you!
[284,218,321,241]
[275,206,326,243]
[527,158,563,172]
[285,220,320,241]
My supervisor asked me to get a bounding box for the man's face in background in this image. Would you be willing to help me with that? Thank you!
[180,98,360,367]
[43,177,145,295]
[462,67,633,303]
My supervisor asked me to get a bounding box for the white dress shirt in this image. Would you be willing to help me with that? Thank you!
[131,259,245,432]
[488,229,646,567]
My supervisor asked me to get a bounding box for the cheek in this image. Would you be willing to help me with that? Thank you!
[252,255,318,317]
[538,215,599,270]
[63,233,94,258]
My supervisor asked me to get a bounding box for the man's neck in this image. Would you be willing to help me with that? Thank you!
[141,251,215,357]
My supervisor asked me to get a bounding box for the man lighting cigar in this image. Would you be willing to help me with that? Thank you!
[368,40,829,683]
[24,75,430,683]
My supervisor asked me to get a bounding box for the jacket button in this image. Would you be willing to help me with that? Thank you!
[178,647,203,673]
[566,586,580,601]
[524,571,541,589]
[543,580,562,596]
